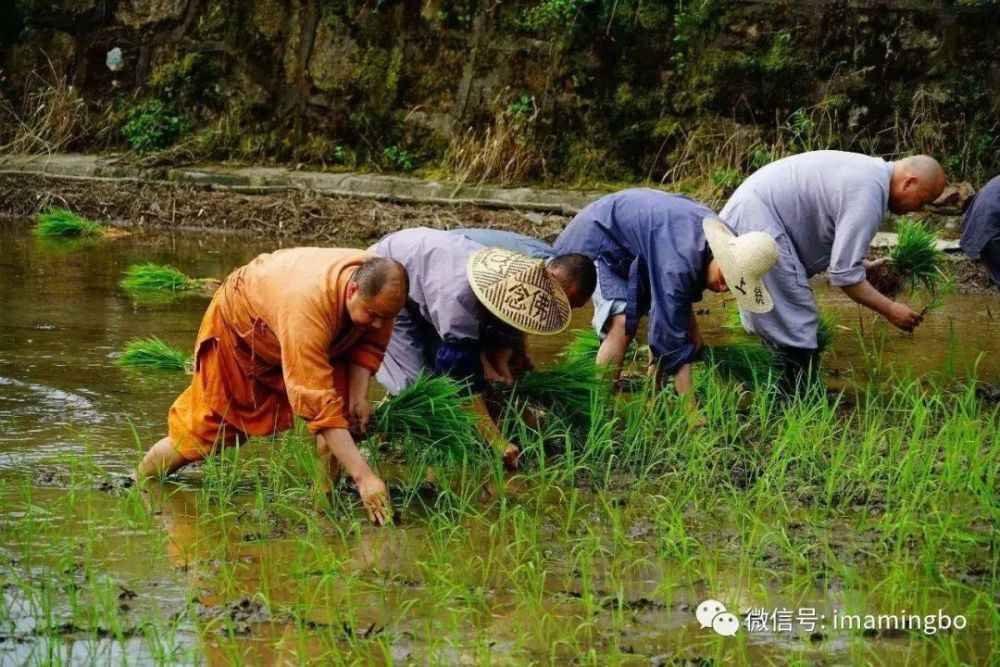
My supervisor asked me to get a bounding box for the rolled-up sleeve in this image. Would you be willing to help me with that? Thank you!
[274,299,349,433]
[827,190,884,287]
[347,321,394,374]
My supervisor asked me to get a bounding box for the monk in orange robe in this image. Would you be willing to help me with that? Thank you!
[137,248,408,525]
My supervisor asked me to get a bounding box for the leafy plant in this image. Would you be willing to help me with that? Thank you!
[711,167,742,193]
[382,145,415,171]
[119,337,192,372]
[33,209,105,238]
[120,264,204,292]
[122,101,188,153]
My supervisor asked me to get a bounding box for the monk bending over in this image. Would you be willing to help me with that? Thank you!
[138,249,408,525]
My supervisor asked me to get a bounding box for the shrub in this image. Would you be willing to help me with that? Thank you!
[122,101,188,152]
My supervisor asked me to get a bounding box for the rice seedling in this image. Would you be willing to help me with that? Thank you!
[514,356,609,424]
[32,208,106,238]
[118,336,192,372]
[890,219,945,292]
[561,328,602,363]
[370,372,481,464]
[120,263,204,292]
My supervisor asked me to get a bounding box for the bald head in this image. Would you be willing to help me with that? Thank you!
[890,155,946,214]
[346,257,408,329]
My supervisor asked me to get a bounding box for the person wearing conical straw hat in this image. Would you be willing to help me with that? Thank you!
[370,228,572,469]
[449,227,597,384]
[554,189,779,413]
[721,151,945,391]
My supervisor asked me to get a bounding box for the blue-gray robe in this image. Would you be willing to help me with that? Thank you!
[553,189,714,374]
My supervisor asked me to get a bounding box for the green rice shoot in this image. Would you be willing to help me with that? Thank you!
[33,209,106,238]
[561,329,603,363]
[120,263,204,292]
[515,356,608,424]
[372,372,480,464]
[890,219,945,292]
[119,336,192,372]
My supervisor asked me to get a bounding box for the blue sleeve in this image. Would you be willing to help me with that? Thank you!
[433,340,487,393]
[647,300,697,375]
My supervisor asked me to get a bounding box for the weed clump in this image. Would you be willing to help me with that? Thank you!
[119,337,192,372]
[371,373,480,464]
[33,209,105,238]
[120,263,204,292]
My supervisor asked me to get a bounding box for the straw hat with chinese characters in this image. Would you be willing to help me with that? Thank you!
[466,247,571,335]
[702,217,779,314]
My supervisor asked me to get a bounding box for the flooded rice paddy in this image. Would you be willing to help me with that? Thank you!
[0,220,997,665]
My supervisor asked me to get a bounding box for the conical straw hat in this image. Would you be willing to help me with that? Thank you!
[466,247,571,335]
[703,218,779,314]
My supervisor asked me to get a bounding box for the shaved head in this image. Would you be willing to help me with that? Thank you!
[353,257,409,299]
[890,155,946,214]
[345,257,408,329]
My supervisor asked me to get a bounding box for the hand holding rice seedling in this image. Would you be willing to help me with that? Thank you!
[119,336,192,372]
[33,209,107,238]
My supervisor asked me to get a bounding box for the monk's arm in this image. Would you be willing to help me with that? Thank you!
[347,363,374,433]
[840,280,922,331]
[316,427,391,525]
[596,314,631,380]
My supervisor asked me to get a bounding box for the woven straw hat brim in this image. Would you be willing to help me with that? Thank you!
[466,248,571,335]
[703,218,777,315]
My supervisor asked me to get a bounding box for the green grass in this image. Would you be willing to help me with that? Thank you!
[118,336,192,372]
[370,372,480,464]
[120,263,203,292]
[33,209,106,238]
[890,219,945,292]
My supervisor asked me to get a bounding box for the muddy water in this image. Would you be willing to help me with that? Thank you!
[1,221,996,664]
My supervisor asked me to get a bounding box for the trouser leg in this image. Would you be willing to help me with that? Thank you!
[772,345,821,395]
[979,236,1000,293]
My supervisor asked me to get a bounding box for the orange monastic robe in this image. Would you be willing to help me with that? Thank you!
[168,248,391,461]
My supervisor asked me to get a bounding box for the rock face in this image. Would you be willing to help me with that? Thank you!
[115,0,190,28]
[934,182,977,211]
[0,1,997,182]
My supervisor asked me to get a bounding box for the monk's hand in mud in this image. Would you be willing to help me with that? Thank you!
[502,443,522,471]
[356,474,392,526]
[349,397,372,435]
[886,302,923,332]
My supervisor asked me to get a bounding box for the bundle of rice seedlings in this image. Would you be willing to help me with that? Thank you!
[514,356,609,424]
[561,329,602,364]
[33,209,106,238]
[371,373,480,464]
[120,263,204,292]
[868,219,946,298]
[119,337,192,372]
[816,310,837,354]
[890,220,944,292]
